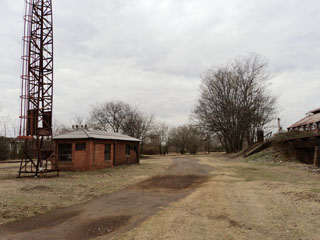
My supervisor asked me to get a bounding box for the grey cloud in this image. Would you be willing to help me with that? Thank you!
[1,0,320,129]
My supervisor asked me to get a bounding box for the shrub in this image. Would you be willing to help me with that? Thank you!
[271,131,318,143]
[0,137,10,161]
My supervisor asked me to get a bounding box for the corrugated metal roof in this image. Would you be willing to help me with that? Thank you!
[308,107,320,115]
[288,113,320,129]
[53,129,140,142]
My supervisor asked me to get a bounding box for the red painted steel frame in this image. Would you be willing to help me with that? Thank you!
[18,0,58,177]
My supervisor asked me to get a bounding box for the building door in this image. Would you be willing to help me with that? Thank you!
[94,144,104,163]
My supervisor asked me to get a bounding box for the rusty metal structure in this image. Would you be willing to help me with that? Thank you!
[18,0,58,177]
[288,108,320,133]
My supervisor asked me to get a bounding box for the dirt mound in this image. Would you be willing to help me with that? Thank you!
[245,147,282,163]
[137,174,208,190]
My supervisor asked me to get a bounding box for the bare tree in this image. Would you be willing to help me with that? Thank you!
[194,54,277,153]
[89,101,131,132]
[53,119,71,135]
[170,125,202,154]
[0,110,19,160]
[72,113,86,127]
[170,125,188,154]
[121,110,154,153]
[0,113,19,138]
[149,122,170,155]
[89,101,155,154]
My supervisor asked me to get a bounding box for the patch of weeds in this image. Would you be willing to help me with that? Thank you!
[0,175,16,180]
[242,167,259,171]
[272,131,319,142]
[234,166,302,184]
[21,185,53,192]
[246,148,281,163]
[310,188,320,193]
[282,191,320,203]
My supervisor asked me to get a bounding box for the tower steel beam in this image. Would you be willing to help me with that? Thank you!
[18,0,58,177]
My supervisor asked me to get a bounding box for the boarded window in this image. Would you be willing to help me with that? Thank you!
[105,144,111,161]
[75,143,86,151]
[126,144,130,156]
[58,144,72,162]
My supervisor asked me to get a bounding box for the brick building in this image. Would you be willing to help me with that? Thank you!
[53,129,140,171]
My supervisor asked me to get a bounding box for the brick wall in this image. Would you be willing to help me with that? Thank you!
[55,139,139,171]
[55,139,90,171]
[115,141,139,166]
[91,140,114,170]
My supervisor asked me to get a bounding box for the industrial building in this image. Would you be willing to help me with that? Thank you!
[288,108,320,132]
[53,129,140,171]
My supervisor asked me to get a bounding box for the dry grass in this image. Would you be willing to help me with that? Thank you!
[3,153,320,239]
[0,155,172,225]
[112,154,320,240]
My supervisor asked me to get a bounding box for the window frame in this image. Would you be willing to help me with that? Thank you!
[75,143,86,151]
[58,143,72,162]
[126,144,131,157]
[104,144,111,161]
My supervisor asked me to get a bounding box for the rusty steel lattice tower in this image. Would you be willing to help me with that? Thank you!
[18,0,59,177]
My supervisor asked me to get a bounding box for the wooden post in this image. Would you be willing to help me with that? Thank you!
[278,118,281,133]
[257,130,264,142]
[314,146,320,166]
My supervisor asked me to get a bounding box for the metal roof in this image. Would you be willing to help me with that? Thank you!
[288,112,320,129]
[308,107,320,115]
[53,129,140,142]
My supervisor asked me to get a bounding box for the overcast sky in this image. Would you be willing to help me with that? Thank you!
[1,0,320,133]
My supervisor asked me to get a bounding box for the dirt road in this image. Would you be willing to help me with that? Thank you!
[116,154,320,240]
[1,154,320,240]
[0,157,212,240]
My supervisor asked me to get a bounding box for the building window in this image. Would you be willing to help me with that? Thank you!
[75,143,86,151]
[126,144,130,156]
[134,145,138,153]
[105,144,111,161]
[58,144,72,162]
